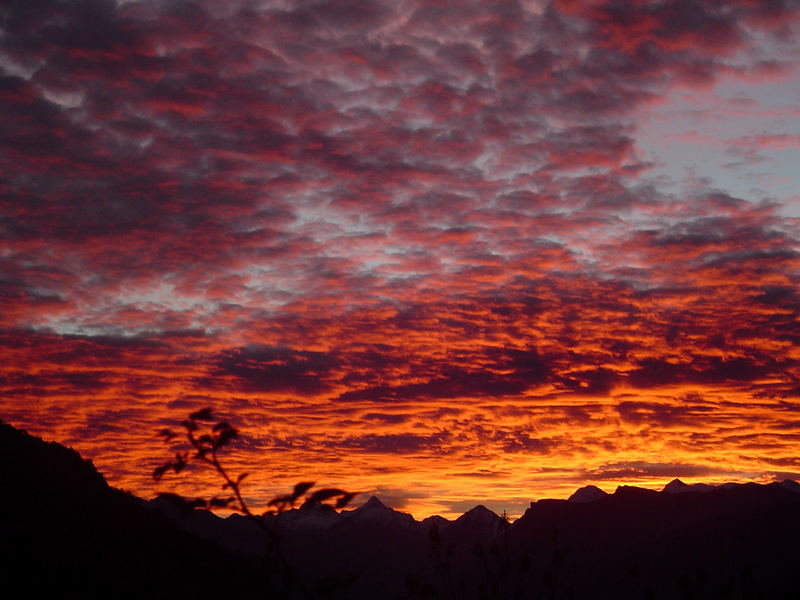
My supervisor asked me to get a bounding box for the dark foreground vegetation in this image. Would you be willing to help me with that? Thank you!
[2,420,799,599]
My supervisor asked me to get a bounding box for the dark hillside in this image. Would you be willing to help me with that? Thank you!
[0,420,273,600]
[506,482,800,599]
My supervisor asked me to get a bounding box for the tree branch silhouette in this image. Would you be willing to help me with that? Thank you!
[153,407,356,598]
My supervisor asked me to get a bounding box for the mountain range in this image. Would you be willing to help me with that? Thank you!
[3,420,799,599]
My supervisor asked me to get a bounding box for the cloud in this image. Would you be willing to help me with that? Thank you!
[361,412,415,425]
[583,461,722,481]
[337,431,452,454]
[616,400,715,427]
[360,486,433,511]
[1,0,799,517]
[207,346,340,395]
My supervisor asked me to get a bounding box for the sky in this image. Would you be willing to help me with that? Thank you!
[1,0,799,520]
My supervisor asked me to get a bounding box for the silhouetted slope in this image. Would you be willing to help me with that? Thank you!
[0,421,273,600]
[508,483,800,599]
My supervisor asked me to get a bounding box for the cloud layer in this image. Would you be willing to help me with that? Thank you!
[2,0,799,518]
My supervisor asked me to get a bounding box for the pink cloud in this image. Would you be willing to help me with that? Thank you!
[1,0,799,517]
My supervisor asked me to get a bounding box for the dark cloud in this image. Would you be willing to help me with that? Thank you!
[209,346,339,395]
[361,486,432,511]
[337,348,552,403]
[584,461,721,481]
[450,469,512,478]
[361,412,415,425]
[338,431,452,454]
[497,431,554,454]
[560,368,619,395]
[616,400,715,427]
[628,355,786,388]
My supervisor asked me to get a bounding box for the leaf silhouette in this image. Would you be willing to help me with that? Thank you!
[189,408,214,421]
[173,452,187,474]
[305,488,347,505]
[152,463,171,481]
[214,427,237,448]
[292,481,315,501]
[335,492,357,509]
[158,428,176,441]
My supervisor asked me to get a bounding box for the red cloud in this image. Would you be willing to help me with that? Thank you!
[1,0,799,518]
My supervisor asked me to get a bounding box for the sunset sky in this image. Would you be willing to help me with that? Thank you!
[2,0,799,519]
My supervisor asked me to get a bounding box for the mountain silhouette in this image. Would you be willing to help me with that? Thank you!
[568,484,608,503]
[4,419,800,599]
[507,481,800,599]
[662,477,716,494]
[152,477,800,599]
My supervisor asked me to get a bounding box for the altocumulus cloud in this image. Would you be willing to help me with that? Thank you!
[1,0,799,518]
